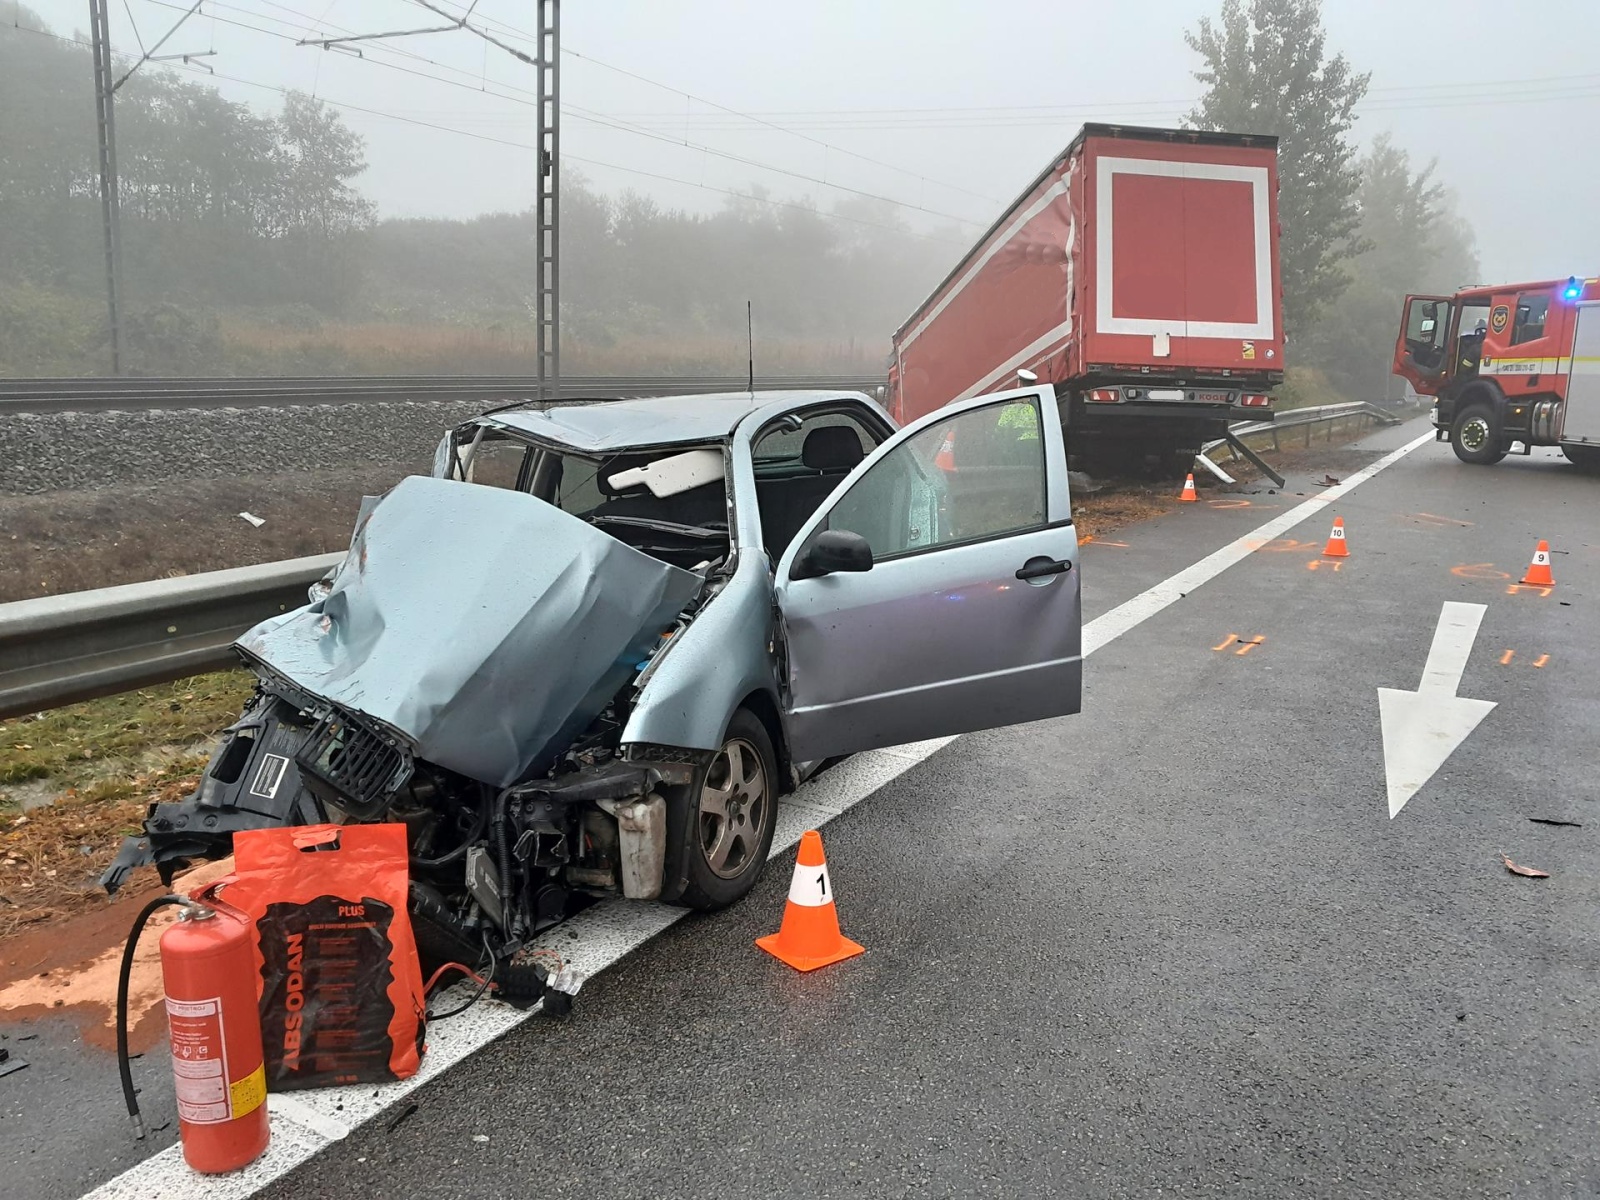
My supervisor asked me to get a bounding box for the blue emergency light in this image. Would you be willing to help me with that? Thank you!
[1563,277,1583,300]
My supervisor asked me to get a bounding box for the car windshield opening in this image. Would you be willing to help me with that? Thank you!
[440,427,730,572]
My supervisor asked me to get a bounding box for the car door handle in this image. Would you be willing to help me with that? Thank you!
[1015,557,1072,580]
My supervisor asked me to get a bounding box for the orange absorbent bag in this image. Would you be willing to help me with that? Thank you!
[227,823,426,1091]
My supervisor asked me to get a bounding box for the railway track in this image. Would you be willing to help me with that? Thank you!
[0,374,886,415]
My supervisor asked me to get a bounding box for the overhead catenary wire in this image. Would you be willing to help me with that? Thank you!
[129,0,990,227]
[8,24,970,247]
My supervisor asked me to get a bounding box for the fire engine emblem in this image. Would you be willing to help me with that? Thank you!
[1241,341,1256,360]
[1490,304,1509,334]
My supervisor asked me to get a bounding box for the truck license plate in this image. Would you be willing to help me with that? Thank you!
[1146,388,1185,401]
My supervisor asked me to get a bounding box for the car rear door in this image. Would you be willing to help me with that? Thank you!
[773,384,1080,762]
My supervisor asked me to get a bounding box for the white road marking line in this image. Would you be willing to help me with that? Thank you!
[83,429,1434,1200]
[1084,432,1435,655]
[1379,601,1497,818]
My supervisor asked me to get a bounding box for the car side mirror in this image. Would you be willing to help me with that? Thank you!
[792,529,874,580]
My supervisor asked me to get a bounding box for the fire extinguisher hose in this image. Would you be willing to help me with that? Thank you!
[116,892,192,1140]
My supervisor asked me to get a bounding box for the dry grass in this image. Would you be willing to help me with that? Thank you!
[0,467,412,602]
[0,759,209,939]
[0,672,255,936]
[219,321,883,377]
[1073,484,1180,540]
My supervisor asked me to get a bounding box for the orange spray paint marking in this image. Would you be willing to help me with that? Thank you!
[1533,654,1550,669]
[1499,650,1515,666]
[1212,634,1239,652]
[1506,583,1553,597]
[1453,563,1510,581]
[1415,513,1474,527]
[1234,637,1265,656]
[1209,499,1254,510]
[1307,559,1343,572]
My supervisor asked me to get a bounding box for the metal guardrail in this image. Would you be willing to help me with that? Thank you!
[0,375,887,416]
[0,553,340,720]
[0,398,1406,719]
[1197,402,1402,484]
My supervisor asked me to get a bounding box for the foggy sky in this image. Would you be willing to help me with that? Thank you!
[40,0,1600,286]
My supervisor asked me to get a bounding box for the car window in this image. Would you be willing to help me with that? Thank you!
[821,396,1047,561]
[1511,294,1550,345]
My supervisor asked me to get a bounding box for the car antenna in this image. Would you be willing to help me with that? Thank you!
[747,300,755,396]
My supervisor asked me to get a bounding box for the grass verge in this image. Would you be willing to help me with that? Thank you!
[0,672,253,937]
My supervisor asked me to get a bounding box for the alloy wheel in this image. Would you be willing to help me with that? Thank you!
[698,737,769,879]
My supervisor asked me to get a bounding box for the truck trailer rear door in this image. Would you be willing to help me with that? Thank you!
[1560,303,1600,445]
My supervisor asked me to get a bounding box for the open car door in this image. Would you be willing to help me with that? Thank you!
[1393,294,1455,392]
[773,384,1080,762]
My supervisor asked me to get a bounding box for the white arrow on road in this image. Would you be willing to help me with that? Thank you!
[1379,601,1497,818]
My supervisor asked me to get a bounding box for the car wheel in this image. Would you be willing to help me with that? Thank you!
[661,709,778,911]
[1451,403,1508,465]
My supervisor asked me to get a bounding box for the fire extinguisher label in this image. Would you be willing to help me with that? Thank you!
[165,995,233,1124]
[230,1062,268,1119]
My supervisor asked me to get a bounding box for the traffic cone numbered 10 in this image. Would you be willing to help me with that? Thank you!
[1179,473,1198,502]
[756,830,865,972]
[1522,539,1555,586]
[1323,516,1349,558]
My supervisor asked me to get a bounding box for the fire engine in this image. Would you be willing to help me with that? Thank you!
[1393,275,1600,468]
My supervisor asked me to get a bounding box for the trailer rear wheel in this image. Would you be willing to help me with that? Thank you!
[1451,404,1508,465]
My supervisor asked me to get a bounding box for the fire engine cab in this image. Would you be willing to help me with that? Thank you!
[1393,275,1600,469]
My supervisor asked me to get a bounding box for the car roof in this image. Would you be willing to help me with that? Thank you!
[476,390,874,454]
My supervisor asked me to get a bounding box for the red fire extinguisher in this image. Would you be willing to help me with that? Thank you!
[117,892,270,1174]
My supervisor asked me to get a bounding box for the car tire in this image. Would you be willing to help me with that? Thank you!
[660,708,779,911]
[1451,402,1508,465]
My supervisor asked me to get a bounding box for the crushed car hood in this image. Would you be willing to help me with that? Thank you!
[236,475,702,786]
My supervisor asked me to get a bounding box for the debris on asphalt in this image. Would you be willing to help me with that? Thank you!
[1500,853,1551,879]
[1528,817,1582,828]
[472,1134,490,1143]
[1317,473,1341,486]
[386,1103,420,1133]
[0,1046,27,1077]
[237,511,265,528]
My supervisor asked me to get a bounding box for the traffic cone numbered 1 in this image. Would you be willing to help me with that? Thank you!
[1179,473,1198,502]
[755,830,865,972]
[1522,539,1555,586]
[1323,516,1349,558]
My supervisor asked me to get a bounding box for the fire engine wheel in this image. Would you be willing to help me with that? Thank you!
[1451,404,1508,465]
[661,709,779,912]
[1564,444,1600,472]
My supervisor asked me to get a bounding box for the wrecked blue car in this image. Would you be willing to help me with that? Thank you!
[105,385,1082,991]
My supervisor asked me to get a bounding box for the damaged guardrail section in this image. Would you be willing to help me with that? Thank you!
[0,552,342,720]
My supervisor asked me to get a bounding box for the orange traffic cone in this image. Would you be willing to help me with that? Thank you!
[1179,473,1198,502]
[1521,539,1555,586]
[934,430,957,472]
[756,830,864,972]
[1322,516,1349,558]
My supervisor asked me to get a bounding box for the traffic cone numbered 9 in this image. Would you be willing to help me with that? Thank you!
[756,830,865,972]
[1323,516,1349,558]
[1179,473,1198,502]
[1521,539,1555,586]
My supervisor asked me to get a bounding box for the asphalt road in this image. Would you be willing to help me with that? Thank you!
[12,419,1599,1199]
[269,424,1598,1199]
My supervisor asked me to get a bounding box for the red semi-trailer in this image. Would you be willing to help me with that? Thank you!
[889,124,1284,476]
